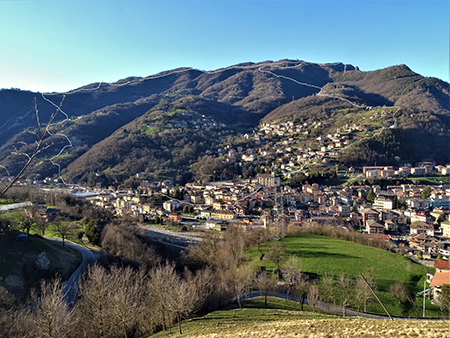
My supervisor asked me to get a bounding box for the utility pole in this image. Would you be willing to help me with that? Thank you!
[360,273,393,320]
[423,279,426,318]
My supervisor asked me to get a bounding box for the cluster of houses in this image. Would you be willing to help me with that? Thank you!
[212,117,450,182]
[24,205,61,221]
[363,164,450,179]
[78,169,450,260]
[76,172,450,306]
[4,168,450,307]
[150,110,228,131]
[251,119,375,169]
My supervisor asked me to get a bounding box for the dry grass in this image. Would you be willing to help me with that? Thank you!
[150,298,449,338]
[168,318,450,338]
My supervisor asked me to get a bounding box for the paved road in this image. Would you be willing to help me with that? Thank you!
[45,237,99,303]
[140,225,203,248]
[243,291,441,321]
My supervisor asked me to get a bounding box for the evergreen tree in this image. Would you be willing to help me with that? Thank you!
[366,189,376,205]
[85,220,100,244]
[421,186,433,199]
[417,250,423,260]
[394,195,401,209]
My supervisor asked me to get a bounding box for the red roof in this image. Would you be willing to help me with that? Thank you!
[434,259,450,270]
[430,272,450,287]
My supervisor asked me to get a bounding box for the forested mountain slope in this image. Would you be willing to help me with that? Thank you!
[0,60,448,186]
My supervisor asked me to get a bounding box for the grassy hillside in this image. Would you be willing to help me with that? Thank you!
[0,229,82,298]
[247,233,439,317]
[149,297,449,338]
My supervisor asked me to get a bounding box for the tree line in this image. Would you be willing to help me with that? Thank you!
[0,262,214,338]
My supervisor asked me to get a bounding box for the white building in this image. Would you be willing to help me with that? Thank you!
[373,196,393,210]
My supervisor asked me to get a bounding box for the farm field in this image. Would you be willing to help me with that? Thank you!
[246,233,439,317]
[149,297,449,338]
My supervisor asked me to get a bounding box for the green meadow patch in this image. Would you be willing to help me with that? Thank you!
[247,233,439,317]
[408,176,450,184]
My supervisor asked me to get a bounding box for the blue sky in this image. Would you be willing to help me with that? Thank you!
[0,0,448,92]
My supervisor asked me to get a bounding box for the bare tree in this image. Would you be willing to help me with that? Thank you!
[320,274,334,309]
[0,97,64,199]
[76,264,116,338]
[109,266,147,338]
[167,268,213,335]
[149,263,214,335]
[250,228,267,255]
[32,278,74,338]
[255,271,276,307]
[53,219,73,247]
[267,241,285,271]
[100,224,161,266]
[220,225,247,269]
[167,279,190,334]
[230,265,253,308]
[282,255,301,298]
[183,267,214,315]
[308,283,321,319]
[388,281,411,305]
[183,231,221,267]
[291,274,310,311]
[338,275,353,317]
[150,262,179,333]
[355,275,376,313]
[0,285,21,338]
[35,218,49,236]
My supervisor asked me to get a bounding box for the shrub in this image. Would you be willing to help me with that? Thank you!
[77,230,85,240]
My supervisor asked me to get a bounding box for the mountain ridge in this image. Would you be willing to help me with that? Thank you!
[0,59,448,187]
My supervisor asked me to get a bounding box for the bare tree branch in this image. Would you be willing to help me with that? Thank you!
[0,96,64,198]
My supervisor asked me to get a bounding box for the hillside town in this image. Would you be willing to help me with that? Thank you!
[5,162,450,308]
[5,162,450,258]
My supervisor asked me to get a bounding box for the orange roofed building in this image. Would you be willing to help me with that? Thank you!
[430,271,450,306]
[434,259,450,272]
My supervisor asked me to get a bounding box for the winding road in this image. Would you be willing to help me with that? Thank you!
[45,237,99,303]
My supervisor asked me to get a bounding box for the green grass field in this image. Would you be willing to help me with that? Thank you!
[247,233,439,317]
[408,176,450,184]
[149,297,449,338]
[0,210,85,245]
